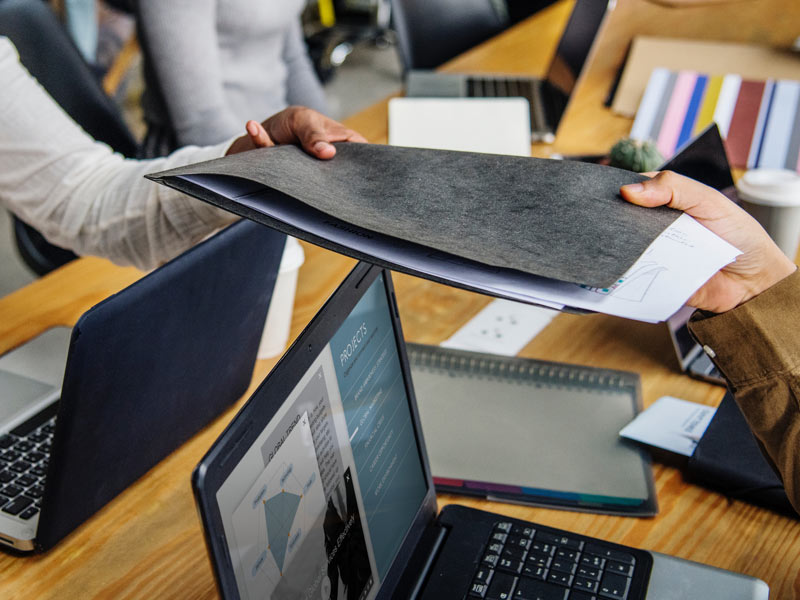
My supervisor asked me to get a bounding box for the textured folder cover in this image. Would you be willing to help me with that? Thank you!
[687,392,794,516]
[148,143,680,290]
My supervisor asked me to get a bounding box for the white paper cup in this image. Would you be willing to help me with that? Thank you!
[736,168,800,260]
[257,236,305,358]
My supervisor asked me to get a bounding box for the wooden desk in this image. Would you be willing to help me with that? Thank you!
[3,1,800,597]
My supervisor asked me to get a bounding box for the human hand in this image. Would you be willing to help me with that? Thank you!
[620,171,797,313]
[226,106,367,158]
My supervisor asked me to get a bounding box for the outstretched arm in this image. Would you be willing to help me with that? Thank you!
[621,171,800,514]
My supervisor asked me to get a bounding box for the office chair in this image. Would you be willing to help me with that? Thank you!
[389,0,509,71]
[0,0,139,275]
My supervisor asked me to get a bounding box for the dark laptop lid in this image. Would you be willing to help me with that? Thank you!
[193,263,438,600]
[36,220,286,551]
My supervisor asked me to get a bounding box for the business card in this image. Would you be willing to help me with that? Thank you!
[619,395,717,456]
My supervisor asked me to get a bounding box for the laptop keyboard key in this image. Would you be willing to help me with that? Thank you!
[26,451,46,464]
[576,565,601,580]
[0,470,14,484]
[546,570,572,587]
[605,561,634,577]
[549,558,576,574]
[584,544,636,566]
[570,593,598,600]
[14,474,36,487]
[0,435,16,449]
[580,555,606,569]
[521,564,547,580]
[486,572,516,600]
[501,546,527,562]
[29,465,47,478]
[511,525,536,539]
[598,572,631,600]
[469,582,489,598]
[475,567,494,585]
[13,440,35,453]
[497,558,524,575]
[506,535,532,551]
[573,577,599,593]
[18,506,39,520]
[513,579,568,600]
[2,495,33,515]
[0,450,21,462]
[0,484,23,497]
[535,532,584,551]
[26,485,44,499]
[8,460,31,473]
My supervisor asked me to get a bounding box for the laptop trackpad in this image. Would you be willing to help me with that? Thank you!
[0,369,56,426]
[646,552,769,599]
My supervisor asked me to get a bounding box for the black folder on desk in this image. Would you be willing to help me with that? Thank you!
[687,392,794,516]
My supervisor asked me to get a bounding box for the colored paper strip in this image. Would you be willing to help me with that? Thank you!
[694,74,723,135]
[657,70,698,157]
[631,68,672,140]
[647,70,678,143]
[785,104,800,172]
[759,80,800,169]
[726,79,766,168]
[713,74,742,138]
[747,80,775,168]
[677,75,708,150]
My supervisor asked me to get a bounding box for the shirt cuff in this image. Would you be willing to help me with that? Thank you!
[173,138,239,228]
[687,269,800,388]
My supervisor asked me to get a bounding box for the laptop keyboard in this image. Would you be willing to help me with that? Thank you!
[467,77,537,102]
[468,521,638,600]
[0,417,54,521]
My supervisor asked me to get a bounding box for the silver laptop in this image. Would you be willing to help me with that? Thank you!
[0,220,284,552]
[193,263,769,600]
[404,0,614,142]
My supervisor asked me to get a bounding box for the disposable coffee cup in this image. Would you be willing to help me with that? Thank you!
[736,168,800,260]
[257,236,305,359]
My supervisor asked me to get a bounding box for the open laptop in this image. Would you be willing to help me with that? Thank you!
[404,0,614,142]
[193,263,769,600]
[0,219,285,552]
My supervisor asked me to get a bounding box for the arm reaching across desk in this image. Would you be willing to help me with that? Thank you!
[621,171,800,514]
[0,37,362,270]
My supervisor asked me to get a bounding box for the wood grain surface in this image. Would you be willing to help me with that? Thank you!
[3,1,800,597]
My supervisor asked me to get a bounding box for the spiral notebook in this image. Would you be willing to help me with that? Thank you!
[407,344,658,516]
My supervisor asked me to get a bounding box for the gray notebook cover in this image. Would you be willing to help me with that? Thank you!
[148,143,679,289]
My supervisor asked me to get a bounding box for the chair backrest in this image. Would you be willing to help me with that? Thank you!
[389,0,509,71]
[0,0,140,274]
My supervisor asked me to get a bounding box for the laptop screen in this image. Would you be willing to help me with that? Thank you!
[214,272,428,600]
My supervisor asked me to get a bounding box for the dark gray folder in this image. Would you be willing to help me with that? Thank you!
[148,144,679,298]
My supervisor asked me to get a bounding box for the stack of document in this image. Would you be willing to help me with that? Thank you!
[148,142,739,323]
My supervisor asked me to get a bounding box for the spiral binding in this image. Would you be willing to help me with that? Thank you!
[407,344,638,391]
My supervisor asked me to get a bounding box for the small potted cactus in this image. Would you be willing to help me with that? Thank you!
[609,138,664,173]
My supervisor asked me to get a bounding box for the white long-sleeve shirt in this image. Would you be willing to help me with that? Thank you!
[0,37,236,270]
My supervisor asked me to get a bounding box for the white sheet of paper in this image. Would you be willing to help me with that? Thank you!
[619,395,717,456]
[441,299,557,356]
[388,97,532,157]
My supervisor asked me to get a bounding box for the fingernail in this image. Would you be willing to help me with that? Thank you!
[314,141,332,153]
[622,182,644,193]
[246,121,258,136]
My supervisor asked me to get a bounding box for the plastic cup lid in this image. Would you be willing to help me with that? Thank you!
[736,168,800,207]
